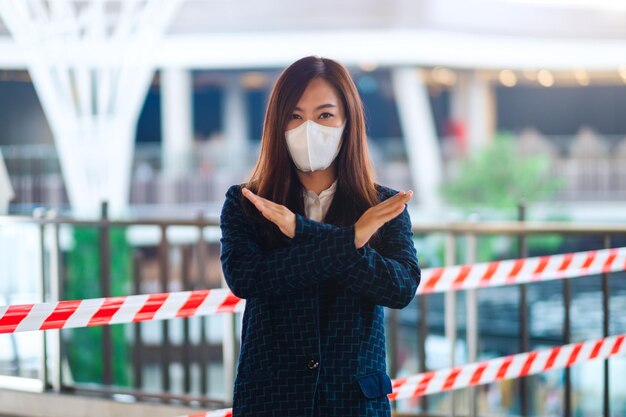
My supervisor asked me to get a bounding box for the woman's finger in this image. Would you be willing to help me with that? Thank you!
[374,191,412,216]
[242,188,264,209]
[374,191,413,223]
[243,188,289,228]
[243,191,276,223]
[376,190,411,210]
[264,205,288,222]
[249,196,276,222]
[243,188,285,217]
[244,189,289,218]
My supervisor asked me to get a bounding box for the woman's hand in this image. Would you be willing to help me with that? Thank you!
[242,187,297,239]
[354,190,413,249]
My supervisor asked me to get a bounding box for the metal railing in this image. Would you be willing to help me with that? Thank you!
[0,205,625,416]
[396,212,626,417]
[0,205,232,408]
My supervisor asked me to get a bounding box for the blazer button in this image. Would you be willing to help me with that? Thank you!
[307,359,319,370]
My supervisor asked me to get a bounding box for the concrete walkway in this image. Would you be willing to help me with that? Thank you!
[0,389,211,417]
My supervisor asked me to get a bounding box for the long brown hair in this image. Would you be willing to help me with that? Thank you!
[241,55,383,249]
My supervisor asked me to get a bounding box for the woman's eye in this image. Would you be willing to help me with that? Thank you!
[291,114,301,119]
[319,112,333,119]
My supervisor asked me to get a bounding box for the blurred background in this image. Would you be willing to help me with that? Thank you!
[0,1,625,416]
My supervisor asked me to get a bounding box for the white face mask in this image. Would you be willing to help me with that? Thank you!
[285,120,346,172]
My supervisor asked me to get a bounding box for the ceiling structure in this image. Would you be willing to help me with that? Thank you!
[0,0,624,72]
[132,0,626,40]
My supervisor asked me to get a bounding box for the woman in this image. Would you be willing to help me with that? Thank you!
[219,55,421,417]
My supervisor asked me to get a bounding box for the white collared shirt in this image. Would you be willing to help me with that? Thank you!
[302,178,337,222]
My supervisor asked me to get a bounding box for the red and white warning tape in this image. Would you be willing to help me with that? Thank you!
[176,333,626,417]
[389,333,625,400]
[185,412,232,417]
[0,289,243,334]
[184,411,232,417]
[418,247,626,294]
[1,247,625,334]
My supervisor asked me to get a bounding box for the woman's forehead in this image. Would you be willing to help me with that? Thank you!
[295,79,342,109]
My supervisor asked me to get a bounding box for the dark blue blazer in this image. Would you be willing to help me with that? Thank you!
[219,183,421,417]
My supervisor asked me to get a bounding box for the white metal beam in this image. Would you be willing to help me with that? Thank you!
[2,29,625,71]
[161,67,193,180]
[223,73,248,180]
[451,70,497,154]
[391,67,443,211]
[0,0,182,217]
[0,149,14,214]
[155,30,626,71]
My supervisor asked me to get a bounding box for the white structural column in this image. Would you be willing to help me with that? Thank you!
[0,149,14,214]
[390,67,443,210]
[0,0,181,217]
[451,70,496,153]
[161,68,194,179]
[223,73,248,180]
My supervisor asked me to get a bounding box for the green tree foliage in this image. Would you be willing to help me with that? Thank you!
[441,132,563,209]
[440,132,566,261]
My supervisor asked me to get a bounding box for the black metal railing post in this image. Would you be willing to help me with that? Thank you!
[466,230,478,417]
[36,209,48,389]
[196,214,210,403]
[132,250,144,397]
[563,263,572,417]
[388,307,399,413]
[159,224,171,398]
[444,232,457,417]
[518,201,529,416]
[602,235,611,417]
[181,245,193,394]
[51,211,63,392]
[99,201,113,386]
[417,292,428,413]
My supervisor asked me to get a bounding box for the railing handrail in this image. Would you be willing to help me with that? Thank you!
[410,221,626,234]
[1,214,625,234]
[0,214,220,228]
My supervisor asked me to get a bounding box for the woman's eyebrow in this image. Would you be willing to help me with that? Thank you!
[293,103,337,111]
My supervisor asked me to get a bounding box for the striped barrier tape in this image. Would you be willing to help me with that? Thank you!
[0,289,242,334]
[186,412,232,417]
[1,247,625,334]
[176,333,626,417]
[185,412,232,417]
[389,333,625,400]
[418,246,626,294]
